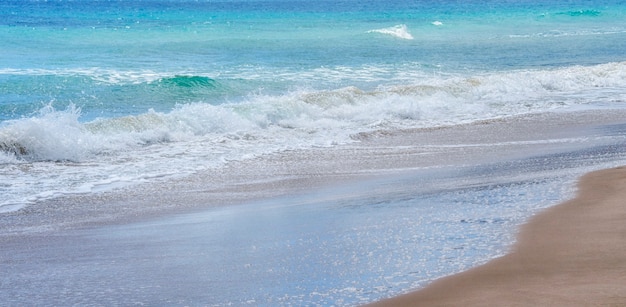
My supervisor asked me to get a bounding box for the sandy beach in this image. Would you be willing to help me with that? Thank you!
[368,166,626,306]
[2,110,626,305]
[4,109,626,235]
[3,0,626,304]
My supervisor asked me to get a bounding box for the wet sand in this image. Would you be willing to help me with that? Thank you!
[3,110,626,305]
[368,166,626,306]
[4,109,626,236]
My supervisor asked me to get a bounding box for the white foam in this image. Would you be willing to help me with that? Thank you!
[0,67,169,84]
[0,104,93,161]
[368,24,414,40]
[2,62,626,212]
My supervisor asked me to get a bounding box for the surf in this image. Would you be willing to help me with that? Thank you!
[3,61,626,163]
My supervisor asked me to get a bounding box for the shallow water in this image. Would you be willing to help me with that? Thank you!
[3,113,626,306]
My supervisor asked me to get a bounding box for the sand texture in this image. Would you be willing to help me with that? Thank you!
[368,166,626,306]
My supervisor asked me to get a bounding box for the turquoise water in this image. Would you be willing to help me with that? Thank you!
[1,0,626,225]
[2,0,626,208]
[2,0,626,305]
[2,0,625,121]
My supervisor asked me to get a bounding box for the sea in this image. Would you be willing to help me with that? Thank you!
[1,0,626,305]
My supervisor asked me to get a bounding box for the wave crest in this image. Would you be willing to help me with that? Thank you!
[3,62,626,163]
[368,24,414,40]
[157,75,218,88]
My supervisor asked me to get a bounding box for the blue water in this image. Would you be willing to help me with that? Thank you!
[1,0,626,304]
[2,0,625,121]
[2,0,626,208]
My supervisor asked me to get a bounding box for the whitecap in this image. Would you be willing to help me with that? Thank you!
[0,67,167,84]
[432,21,443,26]
[367,24,414,40]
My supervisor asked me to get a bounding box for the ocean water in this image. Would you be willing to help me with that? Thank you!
[2,0,626,210]
[2,0,626,305]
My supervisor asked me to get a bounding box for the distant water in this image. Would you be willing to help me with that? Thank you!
[1,0,626,209]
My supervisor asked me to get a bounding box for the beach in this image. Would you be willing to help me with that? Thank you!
[2,1,626,304]
[3,109,626,305]
[4,109,626,235]
[368,166,626,306]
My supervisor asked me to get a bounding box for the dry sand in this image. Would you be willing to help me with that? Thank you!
[367,166,626,306]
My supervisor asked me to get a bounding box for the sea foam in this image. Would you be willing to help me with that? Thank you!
[0,67,166,85]
[3,62,626,163]
[0,104,94,162]
[2,62,626,211]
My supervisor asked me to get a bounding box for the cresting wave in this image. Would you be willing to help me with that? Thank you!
[2,61,626,163]
[367,24,414,40]
[1,62,625,211]
[0,67,168,84]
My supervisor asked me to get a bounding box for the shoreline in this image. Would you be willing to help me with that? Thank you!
[367,166,626,306]
[4,109,626,236]
[3,109,626,305]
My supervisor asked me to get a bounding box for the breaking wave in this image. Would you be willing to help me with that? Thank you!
[1,61,625,210]
[368,24,414,40]
[2,61,625,162]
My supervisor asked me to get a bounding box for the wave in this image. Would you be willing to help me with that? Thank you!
[1,61,626,210]
[367,24,414,40]
[2,61,626,163]
[157,75,218,88]
[0,70,251,123]
[0,67,168,84]
[0,104,91,162]
[0,68,225,88]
